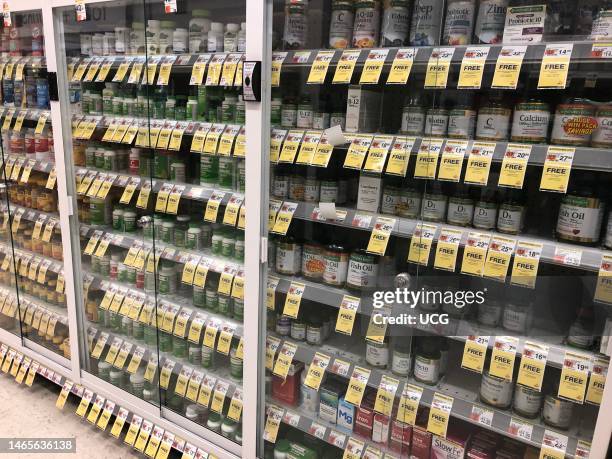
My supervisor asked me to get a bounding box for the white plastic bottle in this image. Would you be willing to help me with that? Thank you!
[237,22,246,52]
[207,23,224,52]
[189,9,211,53]
[224,23,240,52]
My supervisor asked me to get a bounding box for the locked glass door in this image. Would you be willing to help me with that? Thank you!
[260,1,612,458]
[0,7,69,362]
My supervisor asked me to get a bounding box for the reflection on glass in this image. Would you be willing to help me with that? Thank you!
[263,1,610,458]
[0,10,69,359]
[59,0,246,444]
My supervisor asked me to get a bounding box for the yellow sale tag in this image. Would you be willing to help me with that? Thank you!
[304,352,331,391]
[155,128,172,150]
[185,373,203,402]
[407,223,437,266]
[271,52,287,87]
[197,376,216,407]
[335,295,360,336]
[461,336,490,373]
[269,129,287,163]
[110,408,129,438]
[272,202,298,235]
[217,126,239,156]
[333,49,361,84]
[307,50,335,84]
[387,48,416,84]
[168,128,184,151]
[483,236,516,282]
[72,60,89,81]
[1,108,14,131]
[263,406,283,443]
[492,45,527,89]
[595,254,612,305]
[157,61,173,86]
[310,139,334,167]
[189,54,210,85]
[188,316,205,344]
[461,232,491,276]
[538,43,573,89]
[210,382,229,413]
[144,429,164,458]
[489,337,518,381]
[464,141,496,185]
[558,351,590,403]
[344,366,371,406]
[134,422,152,452]
[174,367,193,398]
[498,144,531,188]
[458,47,490,89]
[343,438,365,459]
[227,391,243,422]
[296,131,322,164]
[273,341,298,380]
[396,384,423,425]
[127,61,144,84]
[283,281,305,319]
[216,324,234,355]
[363,135,393,173]
[192,263,209,289]
[15,359,30,385]
[35,113,49,134]
[75,392,92,417]
[427,393,453,437]
[12,111,26,133]
[359,49,389,84]
[203,321,220,349]
[155,183,173,213]
[136,183,152,209]
[424,48,454,88]
[217,270,234,296]
[374,375,400,417]
[437,140,467,181]
[96,58,114,82]
[539,431,568,459]
[414,138,443,179]
[385,136,415,176]
[344,135,373,169]
[204,191,225,222]
[120,177,140,204]
[586,358,607,405]
[366,217,395,255]
[86,397,104,424]
[517,342,548,391]
[279,130,305,163]
[511,241,543,289]
[205,54,225,85]
[434,228,463,271]
[124,417,142,446]
[46,168,57,189]
[25,363,38,386]
[112,122,131,143]
[540,146,574,193]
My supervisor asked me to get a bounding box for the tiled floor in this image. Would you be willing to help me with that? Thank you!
[0,373,140,458]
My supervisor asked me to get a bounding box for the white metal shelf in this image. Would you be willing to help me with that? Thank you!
[86,323,243,396]
[287,201,607,272]
[277,41,607,71]
[74,166,238,207]
[79,223,244,275]
[84,268,244,340]
[272,272,604,369]
[268,331,595,457]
